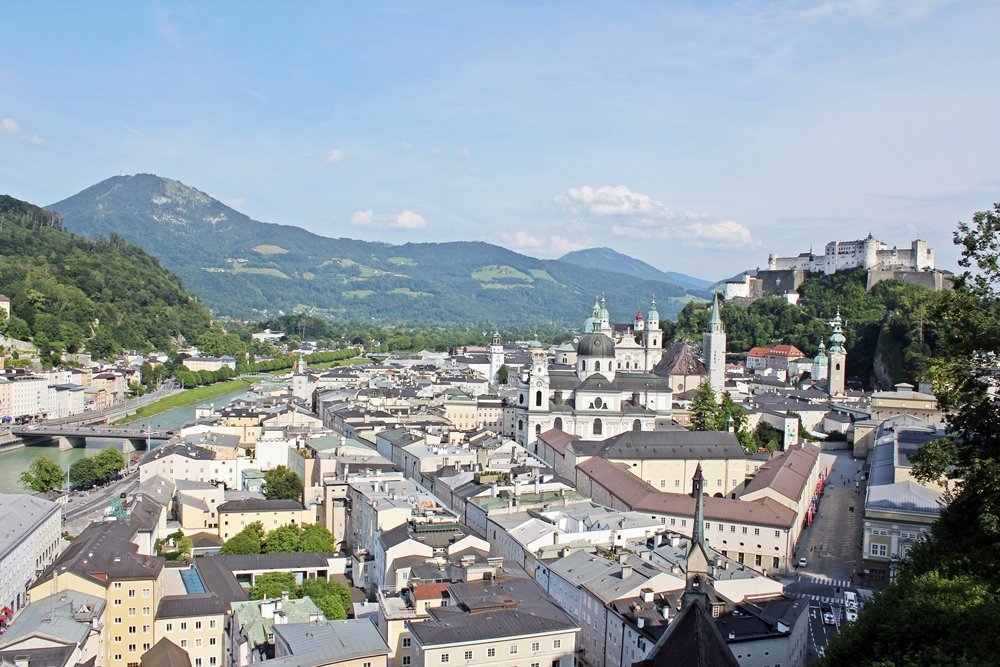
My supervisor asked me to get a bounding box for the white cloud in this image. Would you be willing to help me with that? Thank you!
[224,197,248,208]
[456,147,472,158]
[324,148,346,163]
[350,209,427,230]
[557,185,675,219]
[793,0,953,24]
[429,148,442,156]
[0,117,43,144]
[559,184,756,249]
[501,230,586,256]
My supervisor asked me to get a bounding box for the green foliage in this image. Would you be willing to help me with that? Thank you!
[497,364,509,384]
[68,457,100,489]
[93,448,125,479]
[248,572,297,600]
[247,574,350,620]
[263,525,302,553]
[196,330,247,359]
[264,466,303,501]
[688,380,719,431]
[219,529,262,556]
[688,382,758,453]
[753,422,784,454]
[19,454,66,492]
[0,195,211,360]
[175,535,193,559]
[299,524,335,552]
[671,268,948,388]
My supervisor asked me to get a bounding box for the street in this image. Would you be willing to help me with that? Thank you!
[783,447,868,658]
[63,470,140,533]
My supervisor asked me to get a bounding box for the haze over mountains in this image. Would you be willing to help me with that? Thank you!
[48,174,712,324]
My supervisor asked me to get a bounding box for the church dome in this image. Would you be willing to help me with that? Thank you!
[577,332,616,357]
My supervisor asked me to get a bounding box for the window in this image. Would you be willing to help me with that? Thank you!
[142,625,150,633]
[681,519,687,527]
[774,530,781,538]
[142,606,150,615]
[487,648,496,657]
[755,554,763,566]
[142,588,150,598]
[114,599,122,606]
[464,651,473,660]
[553,640,562,649]
[402,658,411,666]
[180,622,187,631]
[128,589,136,598]
[402,638,411,648]
[180,640,188,648]
[536,390,542,406]
[441,654,450,663]
[209,637,217,646]
[166,623,173,632]
[773,557,780,569]
[553,417,563,430]
[730,525,736,533]
[209,620,216,629]
[195,638,203,648]
[595,361,601,372]
[114,582,123,589]
[128,643,137,652]
[670,518,676,525]
[593,418,603,435]
[742,526,748,534]
[115,617,123,625]
[660,480,666,488]
[532,642,541,651]
[210,660,217,667]
[114,656,122,663]
[195,660,202,667]
[128,625,136,634]
[871,543,887,556]
[705,522,711,530]
[195,621,202,630]
[128,608,136,616]
[510,645,519,655]
[143,643,150,651]
[717,479,722,487]
[114,636,122,643]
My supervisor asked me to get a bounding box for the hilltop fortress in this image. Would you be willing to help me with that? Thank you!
[726,235,951,303]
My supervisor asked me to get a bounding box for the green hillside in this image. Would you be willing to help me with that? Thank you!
[0,195,211,361]
[560,246,713,293]
[48,174,707,324]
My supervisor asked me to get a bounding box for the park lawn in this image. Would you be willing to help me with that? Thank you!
[116,379,253,424]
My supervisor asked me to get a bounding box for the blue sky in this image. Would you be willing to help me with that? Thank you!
[2,1,998,279]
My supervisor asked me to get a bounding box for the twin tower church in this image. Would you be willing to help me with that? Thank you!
[504,294,848,446]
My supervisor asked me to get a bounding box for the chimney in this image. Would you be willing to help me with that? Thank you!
[728,631,736,640]
[534,478,541,496]
[637,616,645,629]
[641,588,654,603]
[513,480,522,497]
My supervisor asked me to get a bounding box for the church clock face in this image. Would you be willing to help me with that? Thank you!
[594,397,603,409]
[536,381,543,387]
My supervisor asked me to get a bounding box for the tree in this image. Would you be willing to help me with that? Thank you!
[69,457,101,489]
[175,535,193,559]
[93,448,125,481]
[689,379,719,431]
[263,525,302,553]
[299,524,335,552]
[298,578,350,619]
[219,531,261,556]
[497,364,509,384]
[264,466,303,502]
[248,572,298,600]
[20,454,66,492]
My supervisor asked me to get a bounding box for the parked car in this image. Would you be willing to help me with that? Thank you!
[845,608,858,622]
[797,557,808,568]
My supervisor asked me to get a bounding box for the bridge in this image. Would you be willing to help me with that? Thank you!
[11,426,174,451]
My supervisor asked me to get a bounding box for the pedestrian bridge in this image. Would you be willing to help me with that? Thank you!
[11,426,174,451]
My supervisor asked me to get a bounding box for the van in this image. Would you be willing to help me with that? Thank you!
[844,590,858,610]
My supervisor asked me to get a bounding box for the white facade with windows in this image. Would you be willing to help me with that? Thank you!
[0,494,62,614]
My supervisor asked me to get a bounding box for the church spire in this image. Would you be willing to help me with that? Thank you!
[709,292,722,327]
[691,463,706,548]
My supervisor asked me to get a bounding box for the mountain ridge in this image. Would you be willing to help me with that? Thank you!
[559,247,713,292]
[49,174,708,324]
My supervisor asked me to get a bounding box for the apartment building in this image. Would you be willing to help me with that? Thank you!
[0,494,63,613]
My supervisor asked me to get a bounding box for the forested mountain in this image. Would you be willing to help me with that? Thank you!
[559,247,713,292]
[668,268,946,389]
[0,195,211,360]
[49,174,707,324]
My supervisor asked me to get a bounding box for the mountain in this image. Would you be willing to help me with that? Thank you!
[49,174,709,325]
[559,247,713,293]
[0,194,211,358]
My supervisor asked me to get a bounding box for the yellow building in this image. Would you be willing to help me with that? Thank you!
[28,523,164,667]
[217,498,313,541]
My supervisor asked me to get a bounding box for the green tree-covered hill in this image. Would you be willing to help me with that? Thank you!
[48,174,708,324]
[0,194,211,360]
[669,268,948,388]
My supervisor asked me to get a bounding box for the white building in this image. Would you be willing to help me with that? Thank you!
[767,236,934,275]
[0,494,63,613]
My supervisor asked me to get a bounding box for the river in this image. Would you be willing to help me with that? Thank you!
[0,386,253,493]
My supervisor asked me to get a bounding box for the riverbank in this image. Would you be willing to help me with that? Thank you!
[115,379,254,425]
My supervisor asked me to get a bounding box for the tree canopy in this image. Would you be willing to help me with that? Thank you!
[20,454,66,492]
[68,448,125,489]
[219,522,335,556]
[248,573,351,620]
[264,466,303,502]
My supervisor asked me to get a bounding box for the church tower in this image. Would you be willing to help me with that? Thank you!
[642,297,661,370]
[488,330,504,385]
[685,464,710,594]
[828,310,847,397]
[703,294,726,393]
[812,341,828,381]
[292,355,310,402]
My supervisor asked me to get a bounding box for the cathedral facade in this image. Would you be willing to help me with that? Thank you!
[510,296,673,445]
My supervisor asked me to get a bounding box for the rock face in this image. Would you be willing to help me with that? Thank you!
[50,174,706,322]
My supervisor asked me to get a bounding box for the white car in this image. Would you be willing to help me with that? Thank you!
[845,608,859,622]
[797,557,808,568]
[823,611,837,625]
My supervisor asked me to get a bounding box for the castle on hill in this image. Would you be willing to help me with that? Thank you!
[726,234,951,303]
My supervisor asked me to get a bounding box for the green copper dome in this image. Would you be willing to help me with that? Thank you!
[647,297,659,321]
[577,332,616,357]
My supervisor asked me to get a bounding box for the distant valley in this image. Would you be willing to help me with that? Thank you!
[48,174,712,324]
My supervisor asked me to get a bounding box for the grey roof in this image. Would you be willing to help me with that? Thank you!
[141,637,192,667]
[379,522,468,551]
[217,498,304,513]
[266,619,389,666]
[717,597,809,643]
[0,646,77,667]
[140,441,215,465]
[866,481,943,516]
[638,599,739,667]
[35,520,162,588]
[156,593,229,619]
[214,552,337,572]
[232,597,326,646]
[596,430,745,461]
[409,578,578,646]
[0,494,61,561]
[0,591,105,650]
[192,556,249,604]
[654,341,707,377]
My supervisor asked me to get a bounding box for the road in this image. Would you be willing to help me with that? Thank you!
[63,469,141,532]
[781,447,869,658]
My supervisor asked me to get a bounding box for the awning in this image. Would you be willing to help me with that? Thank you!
[2,607,12,615]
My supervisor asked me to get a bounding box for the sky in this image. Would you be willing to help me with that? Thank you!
[2,0,999,280]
